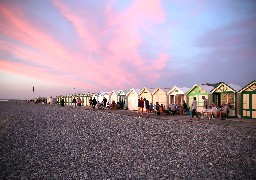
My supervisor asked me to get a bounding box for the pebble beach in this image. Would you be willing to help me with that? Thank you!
[0,101,255,179]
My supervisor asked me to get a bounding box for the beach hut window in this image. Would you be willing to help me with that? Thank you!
[221,93,235,109]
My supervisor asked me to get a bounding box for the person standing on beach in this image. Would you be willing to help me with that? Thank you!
[92,97,97,109]
[72,97,77,107]
[140,97,145,115]
[202,96,209,109]
[137,99,142,117]
[190,97,199,120]
[144,98,150,118]
[61,98,65,106]
[103,97,107,108]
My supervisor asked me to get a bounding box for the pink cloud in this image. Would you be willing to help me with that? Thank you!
[0,0,170,93]
[0,59,95,89]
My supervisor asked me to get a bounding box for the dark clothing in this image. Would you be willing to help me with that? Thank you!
[192,109,198,118]
[61,99,65,106]
[92,98,97,108]
[183,103,188,110]
[72,98,76,103]
[103,98,107,107]
[138,100,142,107]
[140,99,144,108]
[145,100,150,109]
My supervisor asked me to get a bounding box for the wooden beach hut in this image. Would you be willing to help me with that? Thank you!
[97,92,104,103]
[126,88,140,110]
[211,82,241,117]
[167,86,190,105]
[152,87,171,108]
[139,87,156,103]
[83,92,91,106]
[109,90,118,104]
[139,87,156,111]
[186,84,214,113]
[238,80,256,119]
[117,90,129,108]
[46,96,57,104]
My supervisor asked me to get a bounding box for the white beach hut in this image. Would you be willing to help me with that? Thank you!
[109,90,118,104]
[127,88,141,110]
[167,86,190,105]
[152,87,171,108]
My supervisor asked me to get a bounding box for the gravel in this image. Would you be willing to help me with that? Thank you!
[0,101,256,179]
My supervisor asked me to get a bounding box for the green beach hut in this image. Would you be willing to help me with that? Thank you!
[186,84,214,113]
[211,82,241,117]
[238,80,256,119]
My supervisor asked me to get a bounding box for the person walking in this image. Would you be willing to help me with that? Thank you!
[190,97,199,120]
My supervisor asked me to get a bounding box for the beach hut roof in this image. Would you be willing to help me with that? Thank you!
[167,86,190,95]
[118,89,129,95]
[210,82,241,93]
[110,90,118,95]
[186,84,214,94]
[139,87,156,95]
[238,80,256,93]
[126,88,141,96]
[152,87,171,95]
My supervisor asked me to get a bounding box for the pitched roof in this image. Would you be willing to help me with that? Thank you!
[167,86,190,94]
[210,82,241,93]
[152,87,171,95]
[186,84,214,94]
[126,88,141,96]
[117,89,129,95]
[139,87,156,95]
[238,80,256,93]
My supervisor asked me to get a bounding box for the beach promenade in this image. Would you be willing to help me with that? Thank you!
[0,101,255,179]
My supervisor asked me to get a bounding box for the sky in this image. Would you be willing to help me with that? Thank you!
[0,0,256,99]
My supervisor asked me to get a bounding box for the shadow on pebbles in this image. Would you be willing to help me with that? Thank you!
[0,102,256,179]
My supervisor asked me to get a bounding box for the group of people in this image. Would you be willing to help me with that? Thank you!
[137,98,190,118]
[190,96,230,120]
[64,96,231,120]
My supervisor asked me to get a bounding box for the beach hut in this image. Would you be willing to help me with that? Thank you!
[186,84,214,113]
[238,80,256,119]
[126,88,140,110]
[109,90,118,104]
[139,87,156,111]
[211,82,241,117]
[96,92,104,103]
[46,96,57,104]
[139,87,156,103]
[117,90,129,109]
[68,95,73,105]
[83,92,91,106]
[57,96,62,104]
[152,87,171,108]
[167,86,190,105]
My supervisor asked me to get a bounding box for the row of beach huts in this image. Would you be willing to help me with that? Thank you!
[54,81,256,119]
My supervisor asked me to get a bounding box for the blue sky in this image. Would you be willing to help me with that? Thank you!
[0,0,256,99]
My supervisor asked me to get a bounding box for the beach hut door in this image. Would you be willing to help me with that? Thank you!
[214,93,221,107]
[243,94,250,118]
[170,95,174,103]
[252,94,256,118]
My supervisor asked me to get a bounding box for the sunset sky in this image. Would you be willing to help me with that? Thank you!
[0,0,256,99]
